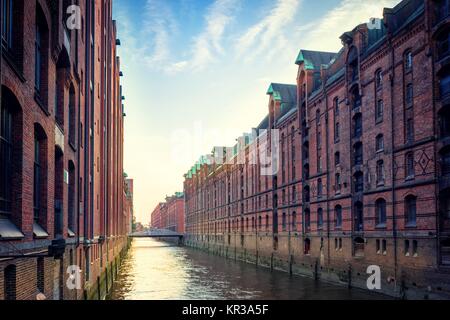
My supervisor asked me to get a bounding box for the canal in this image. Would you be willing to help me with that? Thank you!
[109,238,387,300]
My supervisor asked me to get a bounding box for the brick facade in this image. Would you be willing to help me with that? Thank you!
[150,193,185,233]
[0,0,130,300]
[183,0,450,299]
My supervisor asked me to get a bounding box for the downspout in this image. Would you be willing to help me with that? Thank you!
[323,82,331,271]
[424,0,440,270]
[388,35,399,294]
[84,0,90,243]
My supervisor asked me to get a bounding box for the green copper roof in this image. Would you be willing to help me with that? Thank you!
[295,50,337,69]
[295,51,315,70]
[267,84,282,101]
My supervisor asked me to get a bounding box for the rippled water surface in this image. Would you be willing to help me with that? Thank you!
[109,238,388,300]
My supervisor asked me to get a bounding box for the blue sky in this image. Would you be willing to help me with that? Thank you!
[113,0,401,224]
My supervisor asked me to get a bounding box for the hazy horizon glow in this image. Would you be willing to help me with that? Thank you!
[113,0,401,224]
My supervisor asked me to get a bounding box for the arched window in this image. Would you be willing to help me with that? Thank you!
[335,205,342,228]
[376,198,387,227]
[334,97,339,116]
[304,238,311,255]
[258,216,262,230]
[405,195,417,226]
[304,209,311,230]
[376,99,384,121]
[354,201,364,231]
[35,4,50,107]
[68,161,76,233]
[292,212,297,231]
[376,160,385,185]
[4,264,16,300]
[335,173,341,192]
[406,152,415,178]
[304,185,310,203]
[265,215,269,231]
[316,109,321,126]
[34,124,47,225]
[404,50,413,72]
[406,83,413,106]
[317,179,323,198]
[375,69,383,90]
[282,212,287,231]
[68,85,76,145]
[0,94,13,217]
[335,152,340,166]
[351,86,361,110]
[317,208,323,229]
[376,134,384,152]
[354,142,363,166]
[354,171,364,193]
[335,122,340,141]
[2,0,24,68]
[353,113,362,138]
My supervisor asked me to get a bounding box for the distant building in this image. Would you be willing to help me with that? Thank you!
[150,193,185,233]
[124,177,134,234]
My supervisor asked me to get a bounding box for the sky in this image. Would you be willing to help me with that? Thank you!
[112,0,402,225]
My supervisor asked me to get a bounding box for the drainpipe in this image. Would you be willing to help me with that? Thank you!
[84,0,90,243]
[425,0,440,269]
[323,83,331,270]
[388,36,399,293]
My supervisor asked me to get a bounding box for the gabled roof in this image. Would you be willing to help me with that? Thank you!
[295,50,337,69]
[257,115,269,130]
[267,83,297,104]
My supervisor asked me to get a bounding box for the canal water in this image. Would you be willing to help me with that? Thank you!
[109,238,387,300]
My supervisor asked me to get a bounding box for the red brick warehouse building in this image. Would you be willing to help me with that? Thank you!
[0,0,131,300]
[184,0,450,299]
[150,192,185,233]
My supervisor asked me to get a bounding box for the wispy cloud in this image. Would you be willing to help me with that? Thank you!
[142,0,177,66]
[168,0,239,73]
[235,0,301,62]
[294,0,402,52]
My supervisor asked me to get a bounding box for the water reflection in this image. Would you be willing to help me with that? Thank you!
[109,239,388,300]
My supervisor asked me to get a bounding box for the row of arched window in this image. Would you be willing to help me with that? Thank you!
[200,195,418,236]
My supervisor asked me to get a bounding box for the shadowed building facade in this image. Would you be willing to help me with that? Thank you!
[184,0,450,299]
[0,0,129,300]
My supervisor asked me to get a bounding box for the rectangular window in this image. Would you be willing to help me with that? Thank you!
[376,100,384,121]
[406,84,413,106]
[406,118,414,143]
[2,0,13,49]
[0,101,13,216]
[33,138,41,222]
